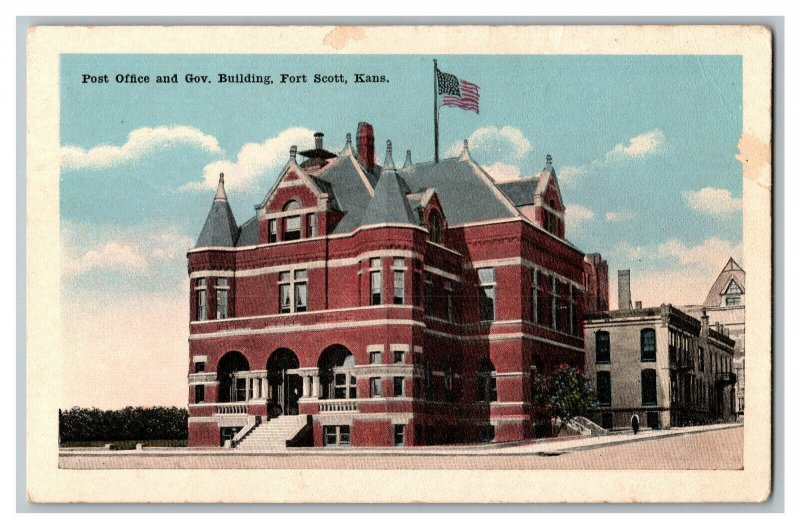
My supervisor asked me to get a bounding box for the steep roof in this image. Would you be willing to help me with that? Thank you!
[496,178,540,207]
[400,143,519,225]
[359,141,418,227]
[235,215,259,247]
[703,257,746,307]
[195,174,239,248]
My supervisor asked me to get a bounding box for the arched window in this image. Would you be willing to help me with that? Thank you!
[282,200,301,211]
[596,331,610,364]
[318,345,356,400]
[428,210,443,243]
[477,359,497,403]
[641,368,657,406]
[282,200,302,241]
[640,328,657,362]
[216,351,250,403]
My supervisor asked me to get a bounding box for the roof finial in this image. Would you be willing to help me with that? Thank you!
[339,132,354,156]
[403,149,413,170]
[546,154,553,168]
[214,172,228,202]
[289,145,297,161]
[382,139,395,171]
[458,139,471,161]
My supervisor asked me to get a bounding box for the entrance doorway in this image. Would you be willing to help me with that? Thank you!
[267,348,301,417]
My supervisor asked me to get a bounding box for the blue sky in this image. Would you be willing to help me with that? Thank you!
[59,54,743,407]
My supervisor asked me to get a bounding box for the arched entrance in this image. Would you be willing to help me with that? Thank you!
[266,348,301,416]
[217,351,249,403]
[318,345,356,400]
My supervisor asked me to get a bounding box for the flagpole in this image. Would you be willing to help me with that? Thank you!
[433,59,439,163]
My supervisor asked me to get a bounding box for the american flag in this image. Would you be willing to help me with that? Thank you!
[437,69,480,114]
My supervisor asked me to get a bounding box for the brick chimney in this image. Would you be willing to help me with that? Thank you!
[357,122,375,172]
[618,270,632,310]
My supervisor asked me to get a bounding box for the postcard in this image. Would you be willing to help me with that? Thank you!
[25,25,772,503]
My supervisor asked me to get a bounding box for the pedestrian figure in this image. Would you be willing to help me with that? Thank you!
[631,414,640,435]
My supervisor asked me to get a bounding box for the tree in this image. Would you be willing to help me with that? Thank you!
[531,365,597,436]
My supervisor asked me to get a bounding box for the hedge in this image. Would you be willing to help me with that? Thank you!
[59,406,188,443]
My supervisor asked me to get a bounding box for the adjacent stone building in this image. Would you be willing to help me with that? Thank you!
[684,257,746,414]
[187,123,594,448]
[584,298,737,430]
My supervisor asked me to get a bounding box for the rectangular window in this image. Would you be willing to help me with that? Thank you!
[531,271,539,324]
[551,276,558,330]
[306,213,316,238]
[596,331,610,364]
[424,276,434,315]
[640,328,657,362]
[370,260,382,306]
[370,351,382,364]
[394,424,404,446]
[394,271,405,305]
[268,219,278,243]
[339,425,350,446]
[698,347,705,372]
[195,289,207,321]
[294,269,307,313]
[279,283,291,313]
[393,350,405,364]
[323,426,337,447]
[445,281,454,322]
[370,377,382,398]
[642,369,658,406]
[393,377,404,397]
[195,361,205,372]
[538,273,550,326]
[194,385,205,403]
[284,215,301,241]
[216,278,229,319]
[597,371,611,406]
[477,268,495,322]
[569,286,578,335]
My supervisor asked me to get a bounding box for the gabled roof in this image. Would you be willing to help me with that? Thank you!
[195,174,239,248]
[400,143,519,225]
[235,215,259,247]
[703,257,746,307]
[359,141,418,227]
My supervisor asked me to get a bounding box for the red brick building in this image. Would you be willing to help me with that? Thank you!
[187,123,592,448]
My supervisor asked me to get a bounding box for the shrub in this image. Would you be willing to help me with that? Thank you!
[58,406,188,443]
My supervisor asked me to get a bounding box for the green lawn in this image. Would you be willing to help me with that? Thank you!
[60,439,188,449]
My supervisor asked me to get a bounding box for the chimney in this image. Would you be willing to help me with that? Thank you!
[618,270,632,310]
[635,301,642,310]
[314,132,324,150]
[356,122,375,172]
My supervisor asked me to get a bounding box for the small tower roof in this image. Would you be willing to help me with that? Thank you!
[195,173,239,248]
[360,140,417,227]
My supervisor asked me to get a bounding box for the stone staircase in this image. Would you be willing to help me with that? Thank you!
[570,416,609,436]
[234,415,309,451]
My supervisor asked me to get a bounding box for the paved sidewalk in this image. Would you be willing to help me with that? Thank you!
[59,422,741,457]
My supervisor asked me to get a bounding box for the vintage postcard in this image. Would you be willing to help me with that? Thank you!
[25,25,772,503]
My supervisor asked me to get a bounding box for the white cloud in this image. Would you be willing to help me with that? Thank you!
[61,126,223,171]
[604,210,635,222]
[605,129,665,163]
[682,187,743,215]
[611,242,648,261]
[447,125,532,161]
[566,203,595,223]
[184,127,315,192]
[557,165,587,185]
[657,236,743,273]
[558,129,666,188]
[62,224,194,277]
[482,162,525,183]
[63,241,149,276]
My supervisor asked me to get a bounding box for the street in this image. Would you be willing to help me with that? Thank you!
[59,423,743,470]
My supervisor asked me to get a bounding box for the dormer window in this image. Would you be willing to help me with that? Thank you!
[428,210,443,243]
[724,281,742,306]
[283,200,302,241]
